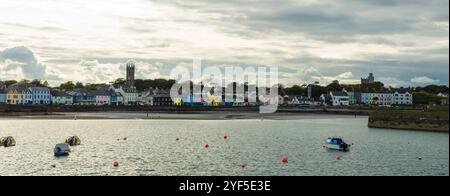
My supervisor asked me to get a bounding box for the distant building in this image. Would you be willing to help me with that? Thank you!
[329,91,349,106]
[320,94,332,106]
[126,61,135,87]
[0,88,6,104]
[30,87,51,105]
[51,91,73,105]
[138,90,154,106]
[286,95,320,106]
[345,91,357,105]
[115,86,138,105]
[153,89,173,106]
[359,92,393,106]
[71,90,96,105]
[6,87,20,105]
[361,73,375,85]
[392,90,413,105]
[20,87,33,105]
[93,91,111,106]
[110,91,124,106]
[437,93,448,98]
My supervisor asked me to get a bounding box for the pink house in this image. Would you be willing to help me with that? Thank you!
[94,91,111,106]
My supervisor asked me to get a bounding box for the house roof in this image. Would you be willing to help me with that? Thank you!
[29,87,50,91]
[330,91,348,96]
[92,91,111,96]
[51,91,71,97]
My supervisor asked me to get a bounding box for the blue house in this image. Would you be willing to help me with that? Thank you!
[72,90,96,105]
[0,88,6,104]
[109,91,124,106]
[30,87,51,105]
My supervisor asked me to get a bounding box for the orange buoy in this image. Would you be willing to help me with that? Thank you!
[113,161,120,168]
[281,156,289,164]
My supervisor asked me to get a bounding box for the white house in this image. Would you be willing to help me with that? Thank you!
[330,91,349,106]
[393,90,413,105]
[437,93,448,98]
[115,86,138,105]
[20,87,33,105]
[138,91,154,106]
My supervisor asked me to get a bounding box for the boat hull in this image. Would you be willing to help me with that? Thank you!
[54,152,70,157]
[324,144,350,152]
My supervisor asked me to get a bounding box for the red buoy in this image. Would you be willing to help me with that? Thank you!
[113,161,120,168]
[240,164,247,169]
[224,135,228,140]
[282,156,289,164]
[176,138,180,142]
[336,155,342,161]
[205,144,209,149]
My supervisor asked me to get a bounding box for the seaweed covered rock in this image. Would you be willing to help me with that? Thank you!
[65,136,81,146]
[1,136,16,147]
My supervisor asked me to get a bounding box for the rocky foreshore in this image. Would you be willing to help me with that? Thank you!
[368,109,449,132]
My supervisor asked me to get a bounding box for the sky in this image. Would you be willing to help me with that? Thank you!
[0,0,448,87]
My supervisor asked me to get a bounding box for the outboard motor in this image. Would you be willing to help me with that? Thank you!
[65,136,81,146]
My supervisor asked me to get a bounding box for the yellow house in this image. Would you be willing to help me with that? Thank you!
[7,88,21,105]
[211,96,222,107]
[173,98,182,106]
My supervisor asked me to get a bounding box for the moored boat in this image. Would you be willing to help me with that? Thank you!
[324,137,351,152]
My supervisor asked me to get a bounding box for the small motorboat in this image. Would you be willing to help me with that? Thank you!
[54,143,71,157]
[1,136,16,147]
[65,136,81,146]
[324,137,351,152]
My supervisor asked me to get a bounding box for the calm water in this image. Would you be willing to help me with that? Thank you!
[0,116,448,176]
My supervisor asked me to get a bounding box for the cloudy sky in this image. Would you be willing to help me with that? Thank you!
[0,0,448,87]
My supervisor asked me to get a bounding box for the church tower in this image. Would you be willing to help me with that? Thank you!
[126,61,135,87]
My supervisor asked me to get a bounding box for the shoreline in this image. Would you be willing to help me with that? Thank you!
[0,111,365,120]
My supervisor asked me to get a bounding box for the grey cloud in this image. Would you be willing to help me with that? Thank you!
[0,46,46,79]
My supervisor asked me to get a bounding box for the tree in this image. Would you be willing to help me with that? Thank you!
[284,85,306,95]
[371,97,380,105]
[327,80,342,92]
[111,78,126,88]
[1,80,17,87]
[75,82,84,88]
[413,92,442,105]
[60,81,75,90]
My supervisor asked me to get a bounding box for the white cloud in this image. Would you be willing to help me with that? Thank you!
[379,77,409,88]
[411,76,440,85]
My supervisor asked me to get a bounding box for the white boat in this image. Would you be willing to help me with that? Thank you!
[324,137,351,152]
[54,143,71,157]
